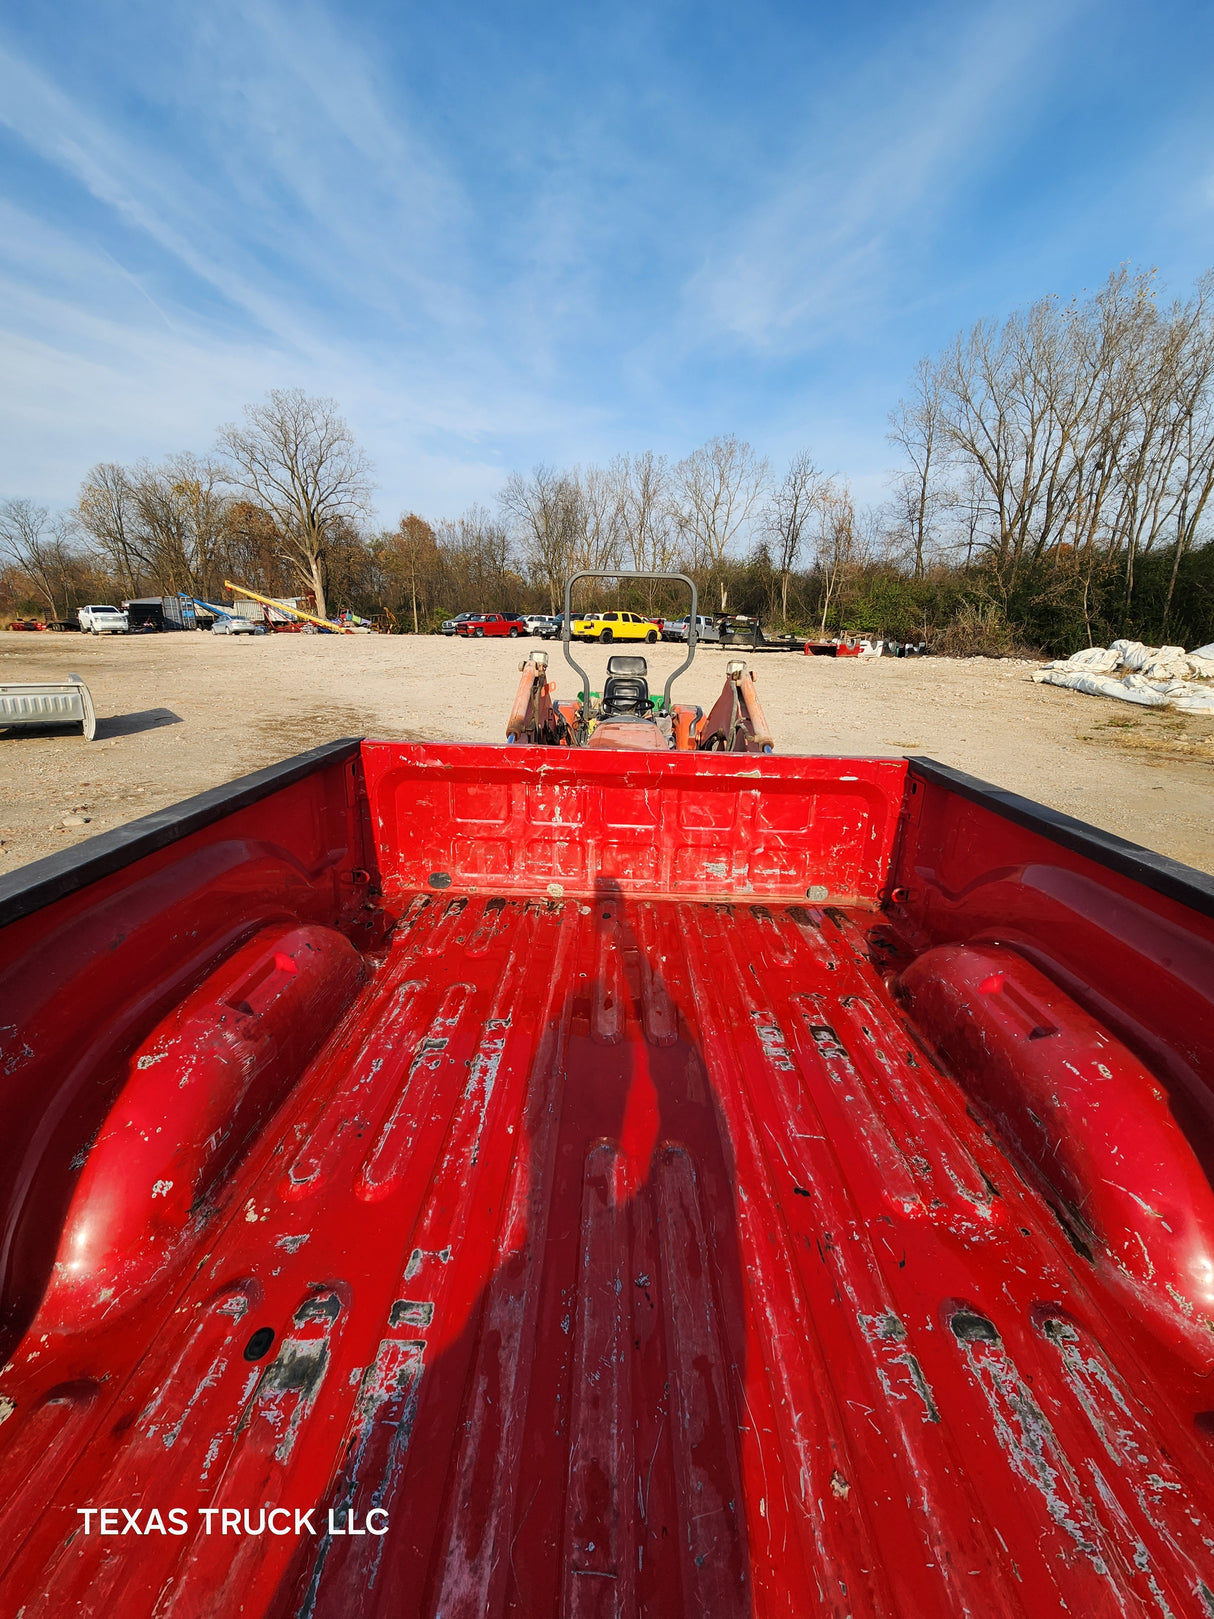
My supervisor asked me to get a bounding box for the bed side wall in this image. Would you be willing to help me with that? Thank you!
[0,742,373,1343]
[889,759,1214,1162]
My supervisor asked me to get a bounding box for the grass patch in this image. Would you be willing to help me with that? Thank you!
[1082,709,1214,766]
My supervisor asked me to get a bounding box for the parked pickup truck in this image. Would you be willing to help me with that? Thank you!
[663,613,721,642]
[571,610,661,643]
[1,737,1213,1616]
[456,612,526,638]
[76,604,128,634]
[664,615,806,652]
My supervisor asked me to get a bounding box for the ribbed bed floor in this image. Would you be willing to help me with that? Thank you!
[4,891,1214,1617]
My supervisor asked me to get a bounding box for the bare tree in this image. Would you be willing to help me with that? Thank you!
[500,466,586,611]
[437,504,516,611]
[763,450,826,622]
[888,357,948,578]
[812,486,860,632]
[0,501,81,620]
[133,455,231,596]
[218,390,374,620]
[78,456,234,599]
[950,464,990,569]
[1162,363,1214,632]
[671,435,769,612]
[580,461,626,577]
[923,265,1214,617]
[77,464,143,597]
[615,451,681,612]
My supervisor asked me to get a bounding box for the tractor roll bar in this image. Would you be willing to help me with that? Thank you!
[561,571,699,723]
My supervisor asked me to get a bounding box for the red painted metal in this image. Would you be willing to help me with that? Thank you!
[887,763,1214,1175]
[898,942,1214,1371]
[35,922,364,1337]
[695,668,773,752]
[0,742,1212,1617]
[360,742,904,904]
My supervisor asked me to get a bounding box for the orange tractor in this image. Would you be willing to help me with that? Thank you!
[506,570,772,752]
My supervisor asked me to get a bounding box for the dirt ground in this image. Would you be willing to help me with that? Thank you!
[2,631,1212,877]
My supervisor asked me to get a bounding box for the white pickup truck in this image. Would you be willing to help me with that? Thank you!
[77,605,128,635]
[662,613,721,643]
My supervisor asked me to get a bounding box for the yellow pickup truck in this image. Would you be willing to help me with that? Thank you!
[571,609,660,643]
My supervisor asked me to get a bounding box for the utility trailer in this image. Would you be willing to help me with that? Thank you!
[0,745,1212,1615]
[128,596,195,633]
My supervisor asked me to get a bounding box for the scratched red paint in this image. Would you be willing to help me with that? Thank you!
[0,742,1211,1616]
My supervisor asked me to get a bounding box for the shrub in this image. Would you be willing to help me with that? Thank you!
[932,599,1031,658]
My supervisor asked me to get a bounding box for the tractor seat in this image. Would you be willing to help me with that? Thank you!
[601,655,650,718]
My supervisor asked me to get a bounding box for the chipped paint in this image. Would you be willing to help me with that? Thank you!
[388,1300,434,1329]
[952,1314,1131,1586]
[403,1246,452,1282]
[463,1015,512,1166]
[298,1337,427,1612]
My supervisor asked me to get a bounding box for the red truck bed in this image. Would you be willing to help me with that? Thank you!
[1,742,1213,1616]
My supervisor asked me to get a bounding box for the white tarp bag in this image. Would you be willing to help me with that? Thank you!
[1032,668,1172,706]
[1171,685,1214,712]
[1043,646,1121,673]
[1111,640,1193,680]
[1034,637,1214,709]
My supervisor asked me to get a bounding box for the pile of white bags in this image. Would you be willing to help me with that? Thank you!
[1033,639,1214,711]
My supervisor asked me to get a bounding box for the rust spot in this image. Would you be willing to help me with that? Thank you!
[295,1291,342,1326]
[257,1336,328,1399]
[390,1300,435,1329]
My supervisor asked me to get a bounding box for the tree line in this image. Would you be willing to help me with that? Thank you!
[889,265,1214,650]
[3,266,1213,653]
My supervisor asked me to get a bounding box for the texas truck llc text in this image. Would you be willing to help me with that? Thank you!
[76,1508,389,1537]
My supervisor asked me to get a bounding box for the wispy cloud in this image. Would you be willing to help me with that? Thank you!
[0,0,1209,521]
[682,1,1084,353]
[0,2,596,513]
[0,12,471,352]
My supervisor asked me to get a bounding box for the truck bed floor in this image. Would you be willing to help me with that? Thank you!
[5,891,1214,1617]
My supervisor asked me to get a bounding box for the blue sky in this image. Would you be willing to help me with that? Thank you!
[1,0,1213,523]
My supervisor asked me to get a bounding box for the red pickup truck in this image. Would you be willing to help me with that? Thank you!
[455,613,525,638]
[0,735,1212,1616]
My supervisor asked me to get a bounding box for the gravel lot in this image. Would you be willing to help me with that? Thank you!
[2,631,1212,876]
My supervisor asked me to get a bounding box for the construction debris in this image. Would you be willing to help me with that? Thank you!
[224,580,373,633]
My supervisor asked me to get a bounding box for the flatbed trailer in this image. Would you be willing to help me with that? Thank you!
[0,741,1213,1616]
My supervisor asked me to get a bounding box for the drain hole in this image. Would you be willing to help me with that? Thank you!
[243,1327,276,1362]
[950,1311,999,1344]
